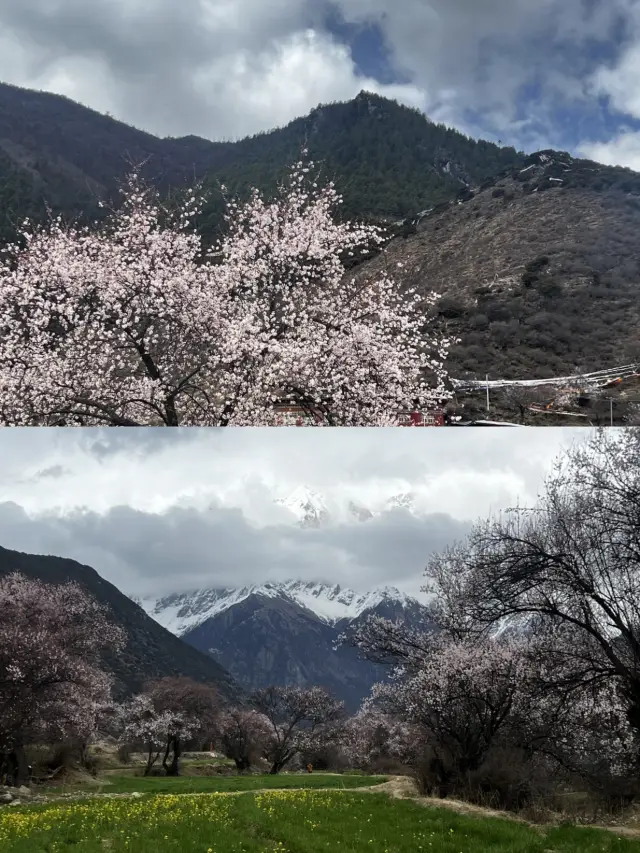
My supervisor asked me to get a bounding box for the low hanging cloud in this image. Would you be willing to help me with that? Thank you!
[0,428,584,600]
[0,499,470,599]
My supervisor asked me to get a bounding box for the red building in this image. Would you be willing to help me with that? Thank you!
[397,410,445,427]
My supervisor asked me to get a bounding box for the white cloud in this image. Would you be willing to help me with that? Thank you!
[578,129,640,170]
[0,428,575,522]
[0,428,586,597]
[187,29,426,141]
[0,0,633,149]
[0,0,426,141]
[590,47,640,120]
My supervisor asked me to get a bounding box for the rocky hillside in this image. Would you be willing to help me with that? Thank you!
[352,149,640,395]
[0,545,241,702]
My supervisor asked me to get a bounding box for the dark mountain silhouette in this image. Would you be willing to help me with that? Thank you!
[0,545,241,702]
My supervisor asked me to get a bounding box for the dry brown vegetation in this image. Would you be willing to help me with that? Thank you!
[356,166,640,385]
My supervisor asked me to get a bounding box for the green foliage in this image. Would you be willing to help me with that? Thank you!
[0,83,525,249]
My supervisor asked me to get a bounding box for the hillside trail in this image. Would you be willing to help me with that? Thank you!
[12,773,640,839]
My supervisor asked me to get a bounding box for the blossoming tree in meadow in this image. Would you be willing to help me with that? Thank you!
[344,603,638,795]
[215,708,273,772]
[340,706,423,771]
[0,156,452,426]
[140,676,222,776]
[250,685,345,774]
[117,694,200,777]
[0,572,125,787]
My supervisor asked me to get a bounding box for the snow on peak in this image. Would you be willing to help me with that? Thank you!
[273,485,424,527]
[348,501,374,522]
[276,486,330,528]
[138,580,417,635]
[385,492,417,512]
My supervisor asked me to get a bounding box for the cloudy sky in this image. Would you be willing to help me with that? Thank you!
[0,427,589,601]
[1,0,640,167]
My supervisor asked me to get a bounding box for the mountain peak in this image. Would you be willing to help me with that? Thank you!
[385,492,416,511]
[139,579,419,635]
[276,486,330,528]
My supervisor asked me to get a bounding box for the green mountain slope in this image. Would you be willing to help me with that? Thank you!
[0,82,524,247]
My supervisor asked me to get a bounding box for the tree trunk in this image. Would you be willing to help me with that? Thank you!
[0,751,16,786]
[144,744,159,776]
[2,746,29,787]
[79,740,90,772]
[163,736,181,776]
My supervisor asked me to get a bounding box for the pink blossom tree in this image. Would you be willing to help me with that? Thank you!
[141,676,221,775]
[340,706,422,771]
[250,685,345,774]
[215,707,272,772]
[426,428,640,746]
[344,607,639,798]
[365,635,530,792]
[0,572,126,786]
[116,693,199,776]
[0,157,452,426]
[508,621,639,788]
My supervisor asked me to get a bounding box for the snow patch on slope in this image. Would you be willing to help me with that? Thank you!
[276,486,330,528]
[137,580,418,636]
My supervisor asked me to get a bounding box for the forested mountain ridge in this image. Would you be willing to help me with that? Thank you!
[0,81,524,248]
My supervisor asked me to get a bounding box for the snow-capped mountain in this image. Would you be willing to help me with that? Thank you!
[385,492,417,512]
[276,486,330,528]
[137,580,420,636]
[135,579,434,710]
[131,485,434,708]
[274,485,421,529]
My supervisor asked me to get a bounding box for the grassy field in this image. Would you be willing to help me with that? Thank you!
[2,778,640,853]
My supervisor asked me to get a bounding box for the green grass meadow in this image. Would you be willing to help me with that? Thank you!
[2,775,640,853]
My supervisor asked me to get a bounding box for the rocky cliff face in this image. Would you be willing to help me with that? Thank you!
[353,149,640,387]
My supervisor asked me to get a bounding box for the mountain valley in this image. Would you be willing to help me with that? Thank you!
[0,545,241,702]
